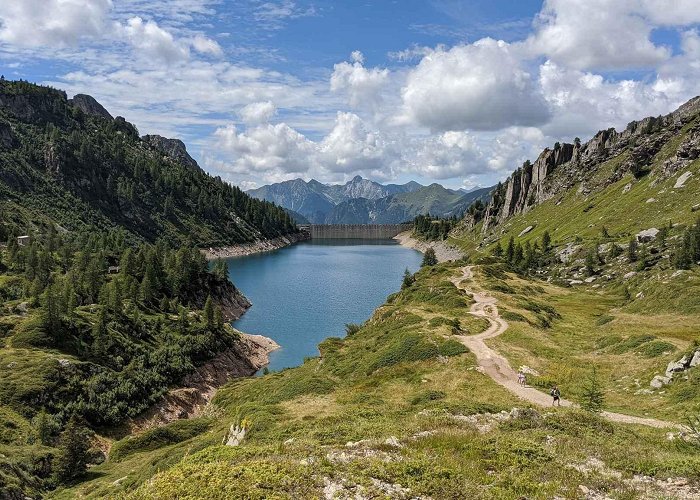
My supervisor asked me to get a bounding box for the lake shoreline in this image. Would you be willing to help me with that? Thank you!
[393,231,464,263]
[202,232,311,260]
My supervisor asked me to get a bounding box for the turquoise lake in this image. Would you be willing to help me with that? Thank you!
[225,239,423,372]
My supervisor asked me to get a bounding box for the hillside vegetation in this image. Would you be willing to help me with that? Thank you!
[0,80,297,246]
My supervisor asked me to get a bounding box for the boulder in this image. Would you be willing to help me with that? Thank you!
[665,355,689,377]
[650,375,671,388]
[690,351,700,368]
[636,228,659,243]
[518,225,534,237]
[674,171,692,188]
[623,271,637,279]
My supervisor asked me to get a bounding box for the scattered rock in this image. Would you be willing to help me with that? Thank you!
[692,203,700,212]
[569,279,583,285]
[690,351,700,368]
[674,171,692,188]
[584,276,596,283]
[646,198,656,203]
[650,375,671,388]
[223,423,246,446]
[666,356,690,377]
[57,359,71,367]
[384,436,402,448]
[622,183,632,193]
[636,228,659,243]
[518,225,535,237]
[623,271,637,279]
[635,292,644,299]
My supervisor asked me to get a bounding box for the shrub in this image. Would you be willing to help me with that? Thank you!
[110,418,213,462]
[411,390,446,405]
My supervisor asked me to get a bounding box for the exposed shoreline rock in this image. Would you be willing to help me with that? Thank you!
[129,333,279,433]
[202,232,310,260]
[393,231,464,262]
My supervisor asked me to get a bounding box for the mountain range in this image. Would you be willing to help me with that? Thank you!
[247,176,492,224]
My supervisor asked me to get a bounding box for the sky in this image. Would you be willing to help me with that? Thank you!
[1,1,699,190]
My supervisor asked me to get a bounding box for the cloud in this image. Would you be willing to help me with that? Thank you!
[191,34,223,56]
[239,101,276,124]
[527,0,674,71]
[330,51,390,111]
[319,112,391,173]
[0,0,112,47]
[400,39,550,132]
[120,16,189,63]
[213,122,315,174]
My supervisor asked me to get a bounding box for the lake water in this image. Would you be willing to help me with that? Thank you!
[225,239,423,372]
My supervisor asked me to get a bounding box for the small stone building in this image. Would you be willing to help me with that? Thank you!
[17,235,30,246]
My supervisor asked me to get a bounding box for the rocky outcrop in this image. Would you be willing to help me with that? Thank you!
[649,349,700,388]
[143,134,201,171]
[67,93,113,120]
[394,231,464,262]
[479,96,700,233]
[203,232,310,260]
[0,122,16,148]
[129,333,279,432]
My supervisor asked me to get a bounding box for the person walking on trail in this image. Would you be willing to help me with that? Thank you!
[550,386,561,406]
[517,371,526,386]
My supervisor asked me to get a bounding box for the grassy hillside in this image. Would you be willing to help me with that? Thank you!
[56,261,700,499]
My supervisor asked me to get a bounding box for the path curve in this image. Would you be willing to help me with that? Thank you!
[452,266,678,429]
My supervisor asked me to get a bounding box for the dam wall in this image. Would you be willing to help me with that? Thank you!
[301,224,412,239]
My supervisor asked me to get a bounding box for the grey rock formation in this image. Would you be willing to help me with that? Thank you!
[636,228,659,243]
[0,122,16,148]
[650,375,671,388]
[478,96,700,234]
[67,93,113,120]
[142,134,201,171]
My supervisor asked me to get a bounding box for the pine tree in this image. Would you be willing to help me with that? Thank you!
[506,236,515,263]
[401,268,415,289]
[541,231,551,252]
[204,295,214,329]
[492,242,503,258]
[53,415,91,483]
[421,247,438,267]
[636,244,649,271]
[581,367,605,413]
[214,305,224,330]
[42,281,61,332]
[585,247,596,276]
[32,408,55,446]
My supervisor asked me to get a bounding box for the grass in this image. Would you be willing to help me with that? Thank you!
[54,261,700,499]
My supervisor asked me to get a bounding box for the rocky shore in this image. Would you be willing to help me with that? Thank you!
[202,232,310,260]
[130,333,279,432]
[394,231,464,263]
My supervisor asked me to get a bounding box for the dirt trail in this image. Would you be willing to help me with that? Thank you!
[452,266,679,429]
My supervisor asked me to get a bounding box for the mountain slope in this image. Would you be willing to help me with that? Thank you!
[247,175,426,223]
[249,176,491,224]
[324,184,492,224]
[0,80,297,246]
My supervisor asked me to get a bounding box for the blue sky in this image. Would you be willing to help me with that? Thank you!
[1,0,699,190]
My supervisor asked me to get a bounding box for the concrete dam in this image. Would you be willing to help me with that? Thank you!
[299,224,412,239]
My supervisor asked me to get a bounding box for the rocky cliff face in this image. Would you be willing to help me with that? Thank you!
[478,96,700,233]
[142,134,201,171]
[67,93,113,120]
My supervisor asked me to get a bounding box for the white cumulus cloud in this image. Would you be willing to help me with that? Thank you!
[330,51,390,111]
[400,39,550,132]
[239,101,277,124]
[0,0,112,47]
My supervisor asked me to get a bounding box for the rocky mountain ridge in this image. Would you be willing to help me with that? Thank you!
[249,176,491,224]
[475,96,700,233]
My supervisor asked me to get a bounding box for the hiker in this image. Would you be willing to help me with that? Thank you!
[517,371,526,386]
[550,386,561,406]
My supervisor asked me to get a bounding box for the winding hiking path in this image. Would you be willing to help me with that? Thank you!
[452,266,679,429]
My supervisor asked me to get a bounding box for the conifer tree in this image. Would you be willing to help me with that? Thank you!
[204,295,214,329]
[214,305,224,330]
[581,367,605,413]
[627,238,638,263]
[401,268,415,289]
[421,247,438,267]
[53,415,90,483]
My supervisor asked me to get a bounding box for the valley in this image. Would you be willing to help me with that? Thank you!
[1,79,700,500]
